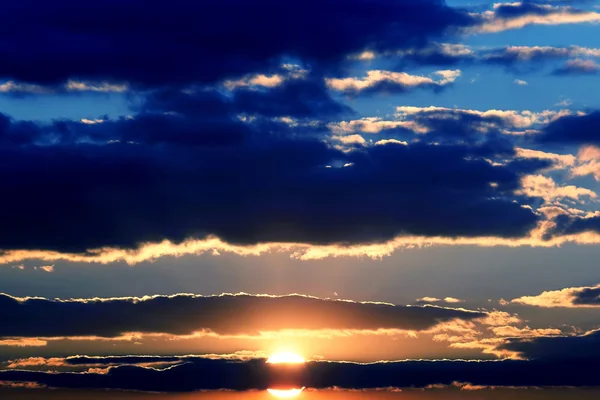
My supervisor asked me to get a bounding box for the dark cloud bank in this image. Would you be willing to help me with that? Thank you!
[5,332,600,391]
[0,83,548,255]
[539,111,600,146]
[0,293,482,337]
[1,357,598,391]
[0,0,581,258]
[0,0,472,87]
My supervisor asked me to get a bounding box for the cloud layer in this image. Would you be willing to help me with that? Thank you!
[0,293,483,339]
[0,0,472,88]
[1,357,598,391]
[511,283,600,308]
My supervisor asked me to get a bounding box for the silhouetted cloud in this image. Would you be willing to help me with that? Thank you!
[500,329,600,360]
[1,357,598,391]
[538,111,600,145]
[548,202,600,234]
[0,86,547,255]
[0,0,473,88]
[0,293,483,339]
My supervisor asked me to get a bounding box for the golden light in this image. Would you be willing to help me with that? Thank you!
[267,387,305,398]
[266,352,305,364]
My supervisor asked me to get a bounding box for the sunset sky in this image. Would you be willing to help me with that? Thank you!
[1,0,600,398]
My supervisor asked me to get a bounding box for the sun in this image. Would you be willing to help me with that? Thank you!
[267,387,305,398]
[266,352,305,364]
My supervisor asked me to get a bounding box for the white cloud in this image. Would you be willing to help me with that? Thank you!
[471,4,600,34]
[516,175,597,203]
[325,70,460,92]
[329,117,427,135]
[572,146,600,181]
[515,148,576,170]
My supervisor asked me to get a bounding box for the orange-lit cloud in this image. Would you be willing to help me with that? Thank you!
[511,284,600,308]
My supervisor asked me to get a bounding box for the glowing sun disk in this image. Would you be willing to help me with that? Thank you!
[267,387,305,398]
[266,352,305,364]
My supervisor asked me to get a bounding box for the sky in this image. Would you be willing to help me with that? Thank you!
[1,0,600,398]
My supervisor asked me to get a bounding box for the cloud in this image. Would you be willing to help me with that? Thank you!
[2,84,599,263]
[416,297,464,304]
[356,42,600,73]
[3,354,266,372]
[0,0,473,88]
[329,117,428,135]
[396,43,476,66]
[0,339,47,347]
[0,80,127,94]
[553,59,600,75]
[489,326,562,338]
[538,111,600,145]
[0,293,483,340]
[482,45,600,69]
[499,329,600,360]
[511,283,600,308]
[572,146,600,180]
[232,76,353,118]
[1,357,599,391]
[516,174,597,202]
[330,107,571,141]
[546,213,600,238]
[514,148,576,171]
[471,2,600,34]
[393,106,568,134]
[325,70,461,95]
[0,90,549,258]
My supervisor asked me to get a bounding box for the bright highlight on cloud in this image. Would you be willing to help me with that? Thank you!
[267,352,306,364]
[511,284,600,308]
[267,388,305,398]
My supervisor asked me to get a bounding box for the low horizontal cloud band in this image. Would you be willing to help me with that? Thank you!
[1,357,599,391]
[0,293,483,339]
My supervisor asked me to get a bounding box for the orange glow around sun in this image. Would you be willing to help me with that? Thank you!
[267,387,305,398]
[266,352,306,364]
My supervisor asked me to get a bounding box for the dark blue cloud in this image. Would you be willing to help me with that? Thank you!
[1,357,598,391]
[544,214,600,239]
[500,329,600,360]
[573,287,600,306]
[396,44,474,67]
[0,85,547,253]
[0,139,541,251]
[0,0,473,87]
[338,80,450,96]
[537,111,600,145]
[492,1,556,18]
[0,293,483,338]
[231,77,354,119]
